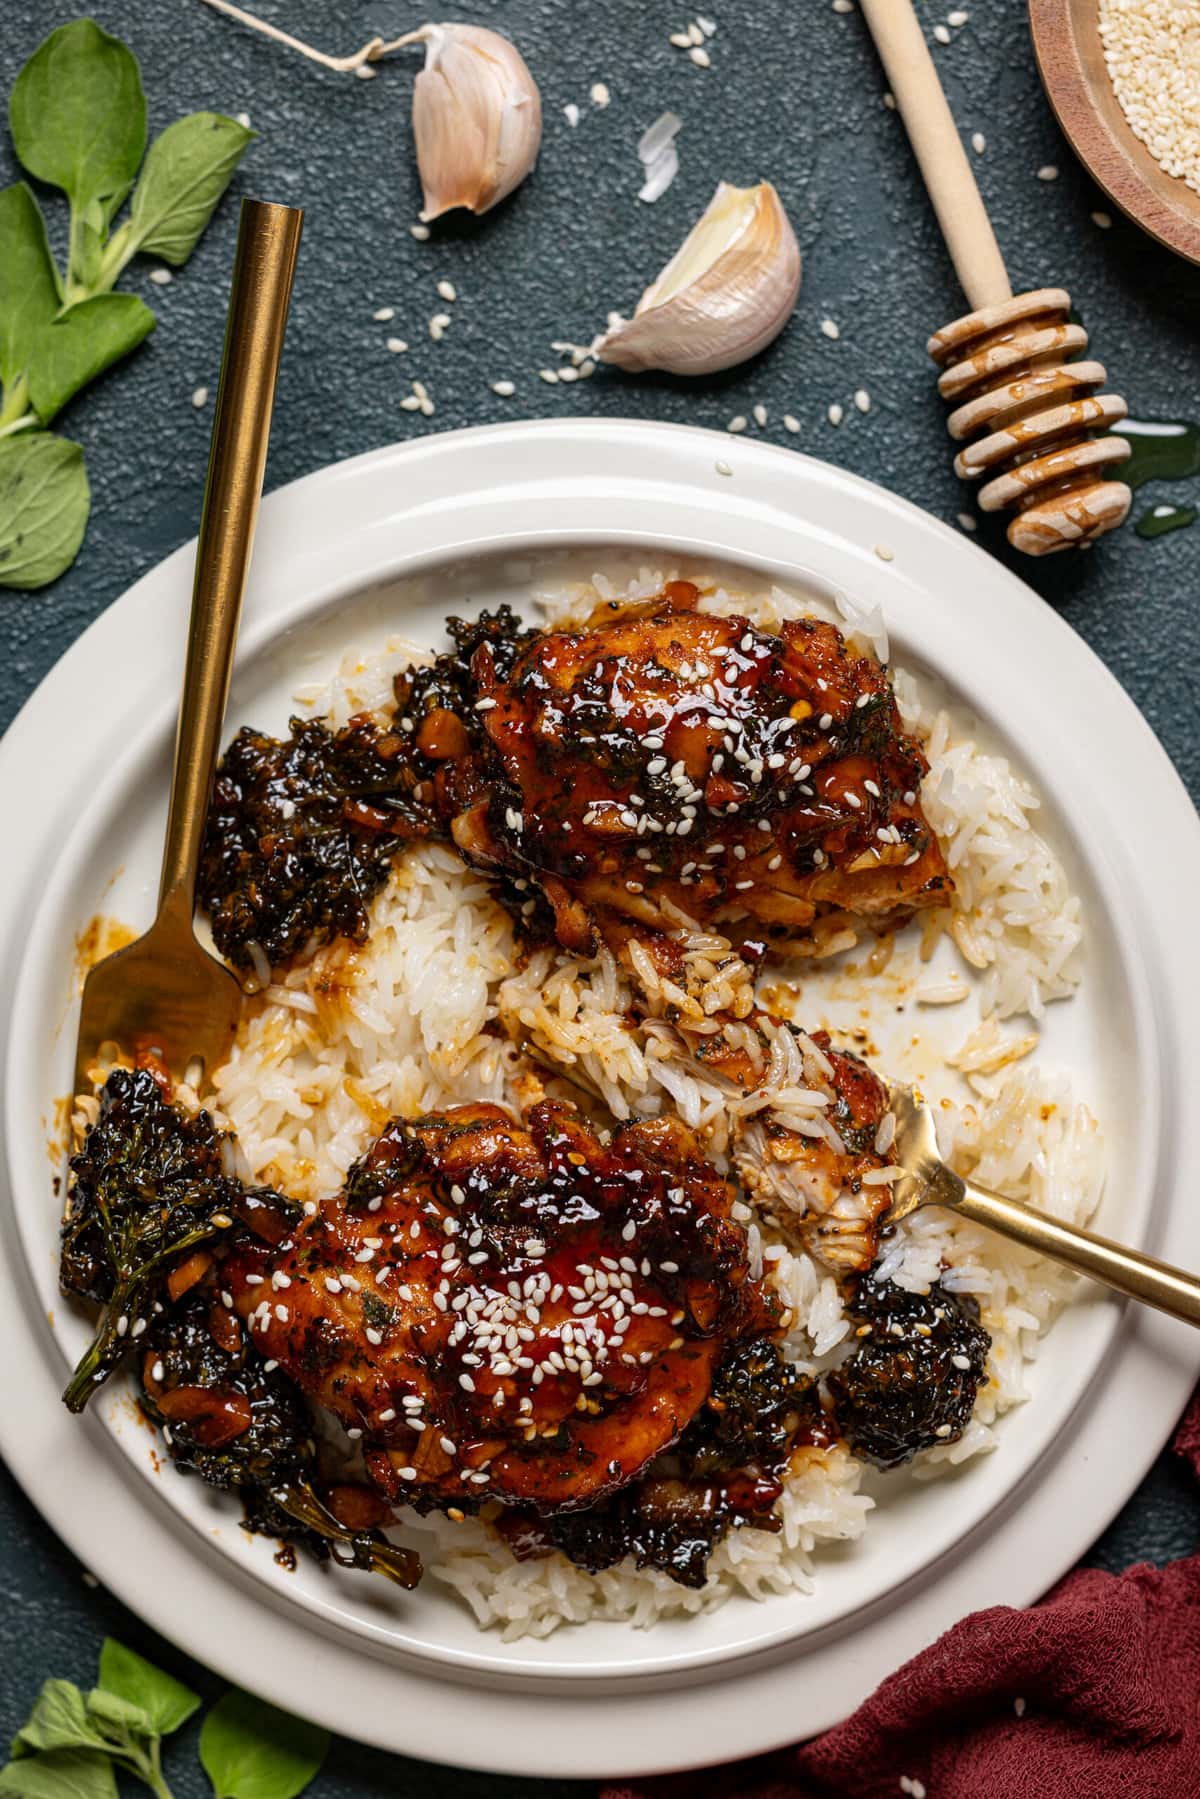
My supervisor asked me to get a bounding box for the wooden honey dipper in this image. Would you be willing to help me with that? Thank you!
[860,0,1132,555]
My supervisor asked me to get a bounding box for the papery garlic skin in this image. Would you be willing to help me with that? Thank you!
[412,23,542,220]
[597,182,801,376]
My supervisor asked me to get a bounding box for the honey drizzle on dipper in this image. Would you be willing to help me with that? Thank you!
[928,289,1133,556]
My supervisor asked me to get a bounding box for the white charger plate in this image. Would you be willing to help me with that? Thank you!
[1,419,1198,1778]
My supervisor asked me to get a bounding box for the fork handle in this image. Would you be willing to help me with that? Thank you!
[958,1179,1200,1327]
[158,198,303,912]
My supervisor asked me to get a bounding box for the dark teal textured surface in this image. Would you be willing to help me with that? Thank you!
[1,1,1197,1790]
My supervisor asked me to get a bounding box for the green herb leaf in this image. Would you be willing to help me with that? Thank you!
[97,1640,200,1739]
[0,183,60,394]
[124,113,255,267]
[0,1747,118,1799]
[0,433,90,590]
[9,21,146,215]
[9,1681,96,1759]
[26,295,155,425]
[199,1692,329,1799]
[82,1688,155,1741]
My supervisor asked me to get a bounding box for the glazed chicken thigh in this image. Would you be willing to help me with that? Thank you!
[224,1100,776,1513]
[198,582,950,974]
[452,582,950,954]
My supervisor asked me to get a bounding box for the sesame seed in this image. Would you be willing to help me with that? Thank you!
[854,388,871,413]
[387,336,409,354]
[373,306,395,321]
[752,402,768,426]
[971,130,986,154]
[191,386,209,408]
[957,511,977,531]
[689,45,711,67]
[874,543,895,562]
[933,22,951,42]
[820,318,840,339]
[378,1407,396,1422]
[828,402,844,425]
[934,1423,953,1437]
[948,7,968,22]
[727,414,747,433]
[1014,1696,1026,1718]
[1037,164,1059,181]
[1091,209,1113,229]
[149,267,172,286]
[715,459,733,476]
[437,279,457,302]
[410,222,430,240]
[590,81,611,107]
[783,413,800,433]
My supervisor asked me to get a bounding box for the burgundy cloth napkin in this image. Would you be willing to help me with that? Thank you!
[603,1390,1200,1799]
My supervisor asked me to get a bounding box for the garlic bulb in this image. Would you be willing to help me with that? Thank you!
[596,182,801,377]
[197,5,542,222]
[412,23,542,221]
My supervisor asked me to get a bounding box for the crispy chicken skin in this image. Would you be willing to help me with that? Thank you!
[445,582,951,954]
[198,584,950,973]
[224,1100,777,1514]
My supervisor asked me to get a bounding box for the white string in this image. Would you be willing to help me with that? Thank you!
[196,0,426,74]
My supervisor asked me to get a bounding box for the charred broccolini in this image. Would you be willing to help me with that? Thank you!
[826,1275,991,1469]
[140,1294,419,1588]
[58,1068,292,1413]
[197,608,530,974]
[61,1070,419,1588]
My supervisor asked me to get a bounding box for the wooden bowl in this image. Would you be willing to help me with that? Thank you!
[1029,0,1200,265]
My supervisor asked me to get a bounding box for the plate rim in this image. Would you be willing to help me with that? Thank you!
[2,418,1198,1775]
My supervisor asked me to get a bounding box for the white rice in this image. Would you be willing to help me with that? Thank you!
[202,566,1102,1635]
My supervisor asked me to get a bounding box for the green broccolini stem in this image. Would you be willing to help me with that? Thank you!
[61,1216,231,1413]
[0,377,32,432]
[272,1480,422,1589]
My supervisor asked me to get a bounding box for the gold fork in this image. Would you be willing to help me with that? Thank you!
[885,1086,1200,1326]
[73,199,303,1097]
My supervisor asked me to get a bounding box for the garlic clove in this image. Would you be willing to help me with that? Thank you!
[596,181,802,377]
[412,23,542,221]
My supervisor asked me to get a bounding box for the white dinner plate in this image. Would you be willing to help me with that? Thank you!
[1,420,1198,1778]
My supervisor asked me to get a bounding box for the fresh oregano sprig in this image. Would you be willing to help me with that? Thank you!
[0,19,255,590]
[0,1638,329,1799]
